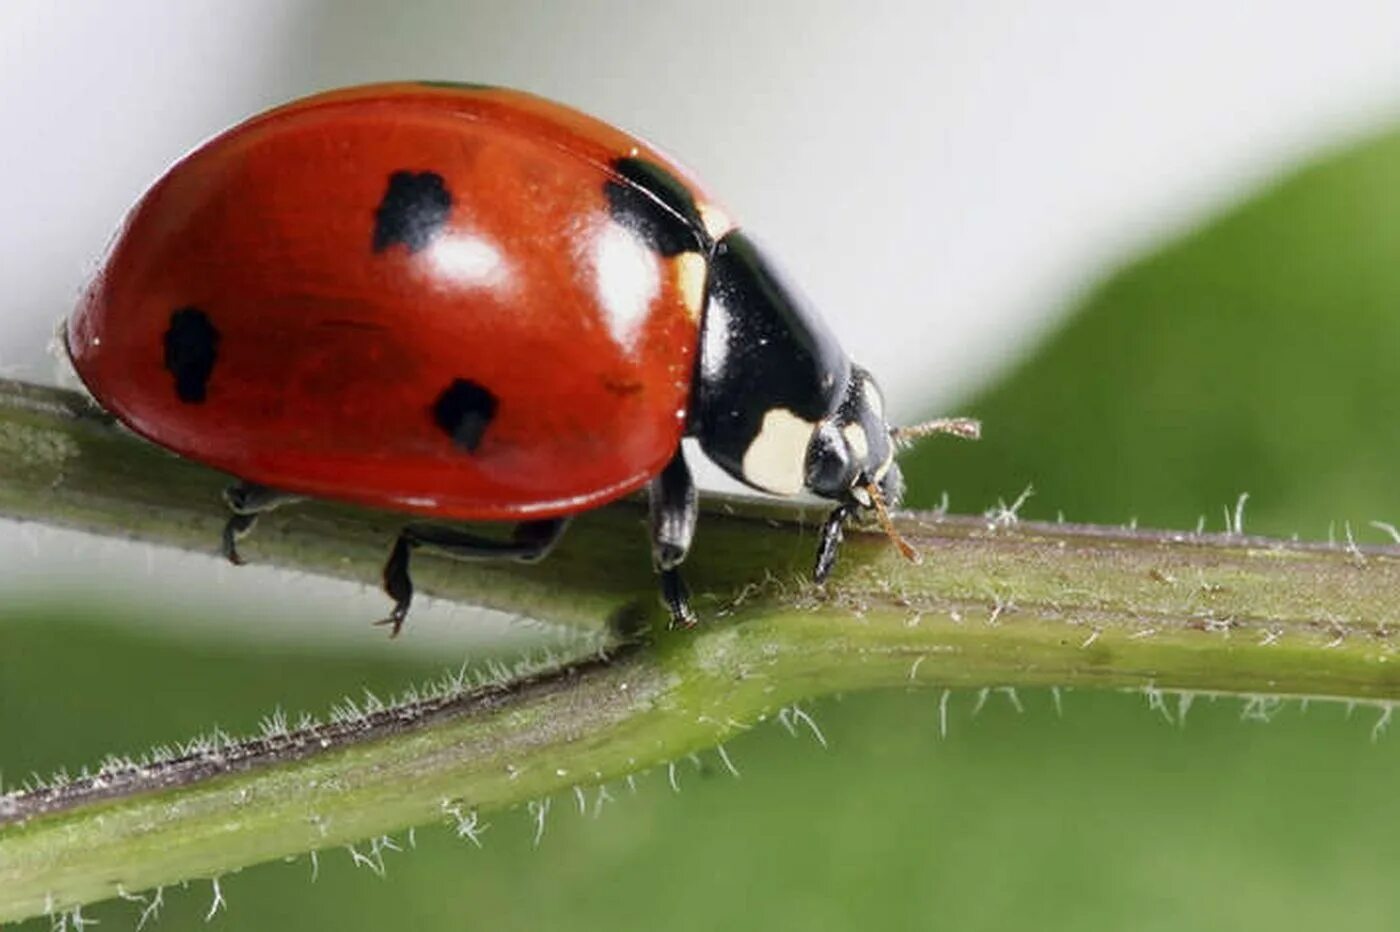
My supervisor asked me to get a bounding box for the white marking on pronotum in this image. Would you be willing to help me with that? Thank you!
[667,760,681,792]
[938,689,951,739]
[698,202,735,241]
[674,251,707,320]
[742,408,816,495]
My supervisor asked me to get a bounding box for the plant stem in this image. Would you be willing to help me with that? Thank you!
[4,376,1400,921]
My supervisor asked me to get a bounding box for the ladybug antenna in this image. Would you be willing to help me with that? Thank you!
[865,481,921,565]
[890,416,981,451]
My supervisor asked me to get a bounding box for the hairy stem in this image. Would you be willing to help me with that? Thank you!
[4,377,1400,920]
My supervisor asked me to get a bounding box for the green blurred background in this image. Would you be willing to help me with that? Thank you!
[11,124,1400,930]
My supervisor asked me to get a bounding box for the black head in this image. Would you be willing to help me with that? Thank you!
[803,365,903,510]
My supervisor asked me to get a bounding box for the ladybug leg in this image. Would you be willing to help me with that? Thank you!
[647,450,698,628]
[813,504,853,584]
[221,481,302,565]
[377,518,570,636]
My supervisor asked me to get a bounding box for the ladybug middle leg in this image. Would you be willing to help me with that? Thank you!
[378,518,570,636]
[647,449,698,628]
[221,481,303,565]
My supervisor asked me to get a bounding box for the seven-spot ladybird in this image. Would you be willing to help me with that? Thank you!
[66,82,976,632]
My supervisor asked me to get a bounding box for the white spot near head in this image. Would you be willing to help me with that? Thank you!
[850,485,873,507]
[742,408,816,495]
[674,251,706,321]
[594,222,661,348]
[699,202,735,242]
[842,422,869,461]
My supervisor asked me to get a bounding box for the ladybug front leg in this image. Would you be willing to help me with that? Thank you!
[647,449,698,628]
[221,481,303,565]
[377,518,570,637]
[813,504,853,584]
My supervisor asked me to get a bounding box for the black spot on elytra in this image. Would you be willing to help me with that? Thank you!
[433,379,498,452]
[373,171,453,254]
[604,157,708,257]
[164,307,219,404]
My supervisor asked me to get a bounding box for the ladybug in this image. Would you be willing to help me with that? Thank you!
[66,82,975,632]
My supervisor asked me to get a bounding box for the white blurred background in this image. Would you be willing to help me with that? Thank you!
[4,0,1400,649]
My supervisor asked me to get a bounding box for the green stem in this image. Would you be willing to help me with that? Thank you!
[4,377,1400,921]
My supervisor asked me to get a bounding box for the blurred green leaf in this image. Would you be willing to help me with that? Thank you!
[905,130,1400,539]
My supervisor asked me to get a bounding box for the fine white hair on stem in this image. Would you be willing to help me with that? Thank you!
[205,876,226,922]
[715,743,740,778]
[790,704,827,749]
[1373,703,1393,743]
[529,797,551,847]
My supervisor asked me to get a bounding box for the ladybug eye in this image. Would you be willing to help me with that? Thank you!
[804,423,852,498]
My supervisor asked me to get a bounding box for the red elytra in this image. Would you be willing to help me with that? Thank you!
[67,82,724,521]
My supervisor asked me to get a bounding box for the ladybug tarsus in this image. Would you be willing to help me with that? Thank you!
[813,505,852,584]
[220,481,299,566]
[660,568,697,629]
[221,513,255,566]
[376,518,569,636]
[378,534,416,637]
[647,451,699,627]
